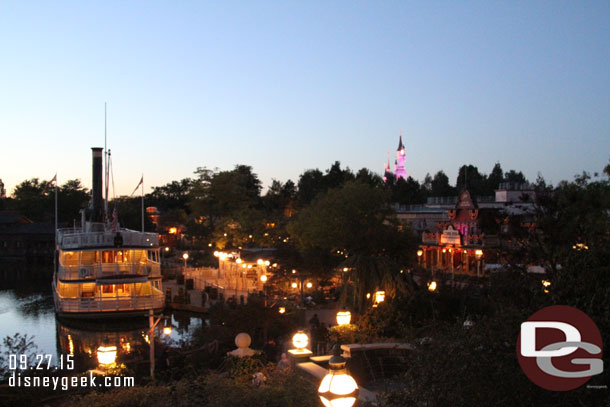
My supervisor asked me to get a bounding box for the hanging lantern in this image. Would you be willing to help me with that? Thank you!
[318,345,359,407]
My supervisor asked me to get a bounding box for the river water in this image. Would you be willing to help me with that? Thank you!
[0,279,205,373]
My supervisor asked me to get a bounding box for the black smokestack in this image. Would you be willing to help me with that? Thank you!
[91,147,104,223]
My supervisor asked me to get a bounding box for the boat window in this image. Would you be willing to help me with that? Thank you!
[133,250,146,264]
[81,251,98,265]
[58,282,78,298]
[61,251,79,266]
[102,250,115,263]
[102,285,114,294]
[147,250,159,263]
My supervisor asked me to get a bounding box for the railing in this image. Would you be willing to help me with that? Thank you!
[57,293,165,313]
[58,263,160,280]
[58,228,158,249]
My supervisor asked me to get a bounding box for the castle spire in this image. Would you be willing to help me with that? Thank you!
[397,131,404,151]
[394,132,407,181]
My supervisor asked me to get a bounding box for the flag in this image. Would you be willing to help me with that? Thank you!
[131,176,143,196]
[46,174,57,188]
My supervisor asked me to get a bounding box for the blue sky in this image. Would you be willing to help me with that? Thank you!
[1,1,608,196]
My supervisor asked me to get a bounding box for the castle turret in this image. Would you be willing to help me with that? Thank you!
[394,134,407,180]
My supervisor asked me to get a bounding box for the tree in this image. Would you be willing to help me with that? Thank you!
[430,171,455,196]
[288,181,418,311]
[355,168,384,188]
[505,169,527,184]
[296,169,325,205]
[324,161,354,190]
[456,164,487,196]
[57,179,90,225]
[486,162,504,192]
[149,178,194,211]
[189,165,264,248]
[392,176,424,205]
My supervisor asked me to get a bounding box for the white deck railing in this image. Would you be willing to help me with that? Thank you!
[56,293,165,313]
[58,228,158,249]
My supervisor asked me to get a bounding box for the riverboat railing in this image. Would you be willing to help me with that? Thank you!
[55,292,165,313]
[57,228,158,249]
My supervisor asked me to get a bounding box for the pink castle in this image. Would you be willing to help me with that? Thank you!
[384,134,407,181]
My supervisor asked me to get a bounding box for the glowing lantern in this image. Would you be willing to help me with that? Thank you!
[427,281,437,292]
[264,260,270,266]
[168,227,177,234]
[257,259,263,265]
[260,274,268,283]
[163,326,172,336]
[374,291,385,304]
[278,307,286,314]
[336,311,351,326]
[291,282,298,288]
[236,258,242,264]
[306,282,313,288]
[97,345,117,366]
[417,250,423,257]
[292,331,309,350]
[475,249,483,258]
[318,346,359,407]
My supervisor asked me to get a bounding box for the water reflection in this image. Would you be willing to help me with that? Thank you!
[56,319,150,372]
[1,286,207,375]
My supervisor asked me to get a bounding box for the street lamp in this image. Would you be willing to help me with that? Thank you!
[288,330,312,360]
[292,331,309,350]
[96,345,117,366]
[182,252,189,271]
[475,249,483,277]
[336,310,351,326]
[318,345,359,407]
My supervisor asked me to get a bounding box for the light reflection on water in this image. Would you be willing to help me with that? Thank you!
[0,285,205,373]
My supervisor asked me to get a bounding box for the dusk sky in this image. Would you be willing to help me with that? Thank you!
[1,1,609,196]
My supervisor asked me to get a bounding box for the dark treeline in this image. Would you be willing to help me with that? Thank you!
[1,160,530,232]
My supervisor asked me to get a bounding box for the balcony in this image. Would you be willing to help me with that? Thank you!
[55,292,165,313]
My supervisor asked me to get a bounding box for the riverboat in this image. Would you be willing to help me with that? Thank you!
[52,147,164,318]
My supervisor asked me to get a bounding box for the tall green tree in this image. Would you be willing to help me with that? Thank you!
[431,170,455,196]
[288,181,418,311]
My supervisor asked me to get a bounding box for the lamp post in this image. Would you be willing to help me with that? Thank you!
[336,310,351,326]
[182,252,189,272]
[318,345,359,407]
[475,249,483,277]
[148,309,172,382]
[288,330,312,362]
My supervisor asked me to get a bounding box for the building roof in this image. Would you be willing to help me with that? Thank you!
[0,211,33,225]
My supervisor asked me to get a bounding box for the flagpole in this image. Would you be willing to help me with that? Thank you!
[54,174,58,275]
[141,174,144,233]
